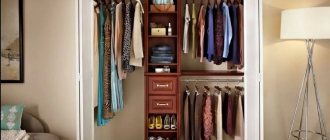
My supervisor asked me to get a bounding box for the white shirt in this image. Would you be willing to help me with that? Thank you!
[183,4,190,54]
[130,0,144,67]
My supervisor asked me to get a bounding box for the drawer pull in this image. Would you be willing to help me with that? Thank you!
[156,103,169,106]
[156,84,169,88]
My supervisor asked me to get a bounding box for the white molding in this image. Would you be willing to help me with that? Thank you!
[259,0,264,139]
[75,0,81,139]
[78,0,94,139]
[245,0,262,139]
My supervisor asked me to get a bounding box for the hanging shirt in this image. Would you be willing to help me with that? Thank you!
[203,92,213,140]
[213,4,224,65]
[237,4,244,69]
[222,2,232,58]
[130,0,144,67]
[103,7,114,119]
[206,5,215,62]
[93,2,99,107]
[183,4,190,54]
[122,2,135,73]
[115,2,127,80]
[189,91,196,140]
[216,91,223,140]
[184,90,190,140]
[234,95,244,140]
[197,5,206,62]
[229,5,239,64]
[194,90,204,140]
[191,3,197,58]
[97,4,110,126]
[226,91,239,137]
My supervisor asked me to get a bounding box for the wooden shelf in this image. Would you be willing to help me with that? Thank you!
[181,70,244,76]
[148,35,177,38]
[148,63,177,66]
[148,130,177,133]
[149,11,177,14]
[145,72,180,76]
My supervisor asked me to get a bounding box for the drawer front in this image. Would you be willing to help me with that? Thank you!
[148,77,177,95]
[149,96,176,113]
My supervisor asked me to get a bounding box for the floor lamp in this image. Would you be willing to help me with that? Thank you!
[281,7,330,140]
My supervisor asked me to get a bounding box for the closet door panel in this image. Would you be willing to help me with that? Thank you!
[148,96,177,113]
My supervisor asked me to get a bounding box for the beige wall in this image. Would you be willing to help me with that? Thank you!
[94,68,145,140]
[1,0,77,140]
[263,1,330,140]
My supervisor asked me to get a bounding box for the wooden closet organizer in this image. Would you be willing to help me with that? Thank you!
[144,0,244,139]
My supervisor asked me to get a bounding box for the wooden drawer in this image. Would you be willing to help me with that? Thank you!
[148,96,176,113]
[148,77,177,95]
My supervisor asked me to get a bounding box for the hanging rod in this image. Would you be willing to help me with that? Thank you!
[181,77,244,83]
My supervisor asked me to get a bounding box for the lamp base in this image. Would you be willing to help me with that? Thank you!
[287,39,328,140]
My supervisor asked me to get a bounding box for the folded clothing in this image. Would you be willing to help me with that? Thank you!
[152,50,174,54]
[152,45,172,51]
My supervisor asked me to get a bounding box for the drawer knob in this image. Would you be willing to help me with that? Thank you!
[156,84,169,88]
[156,103,169,106]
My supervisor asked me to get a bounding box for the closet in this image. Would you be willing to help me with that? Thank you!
[78,0,261,139]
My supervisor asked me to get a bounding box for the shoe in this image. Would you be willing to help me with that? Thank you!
[163,114,171,130]
[157,136,165,140]
[148,116,155,129]
[170,115,177,130]
[155,115,163,129]
[149,136,156,140]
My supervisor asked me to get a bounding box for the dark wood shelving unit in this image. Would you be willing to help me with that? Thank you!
[144,0,181,140]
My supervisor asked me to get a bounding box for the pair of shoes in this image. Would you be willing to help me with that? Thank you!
[163,114,171,129]
[170,115,177,130]
[148,116,156,129]
[163,114,177,130]
[155,115,163,129]
[149,115,163,129]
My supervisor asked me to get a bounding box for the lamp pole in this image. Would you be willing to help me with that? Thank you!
[287,39,328,140]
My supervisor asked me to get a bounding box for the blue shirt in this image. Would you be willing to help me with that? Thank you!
[222,3,232,58]
[206,5,215,62]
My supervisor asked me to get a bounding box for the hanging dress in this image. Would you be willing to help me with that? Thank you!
[115,2,127,80]
[111,1,124,112]
[103,5,114,119]
[122,2,135,73]
[97,4,110,126]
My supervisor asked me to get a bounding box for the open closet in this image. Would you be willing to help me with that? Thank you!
[78,0,261,139]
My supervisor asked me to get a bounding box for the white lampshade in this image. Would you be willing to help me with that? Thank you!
[281,7,330,40]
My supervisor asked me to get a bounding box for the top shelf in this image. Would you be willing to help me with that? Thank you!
[181,70,244,76]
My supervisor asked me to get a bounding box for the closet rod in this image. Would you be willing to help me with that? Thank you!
[181,77,244,83]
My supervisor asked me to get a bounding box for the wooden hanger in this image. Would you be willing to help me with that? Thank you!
[204,86,210,91]
[215,85,222,92]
